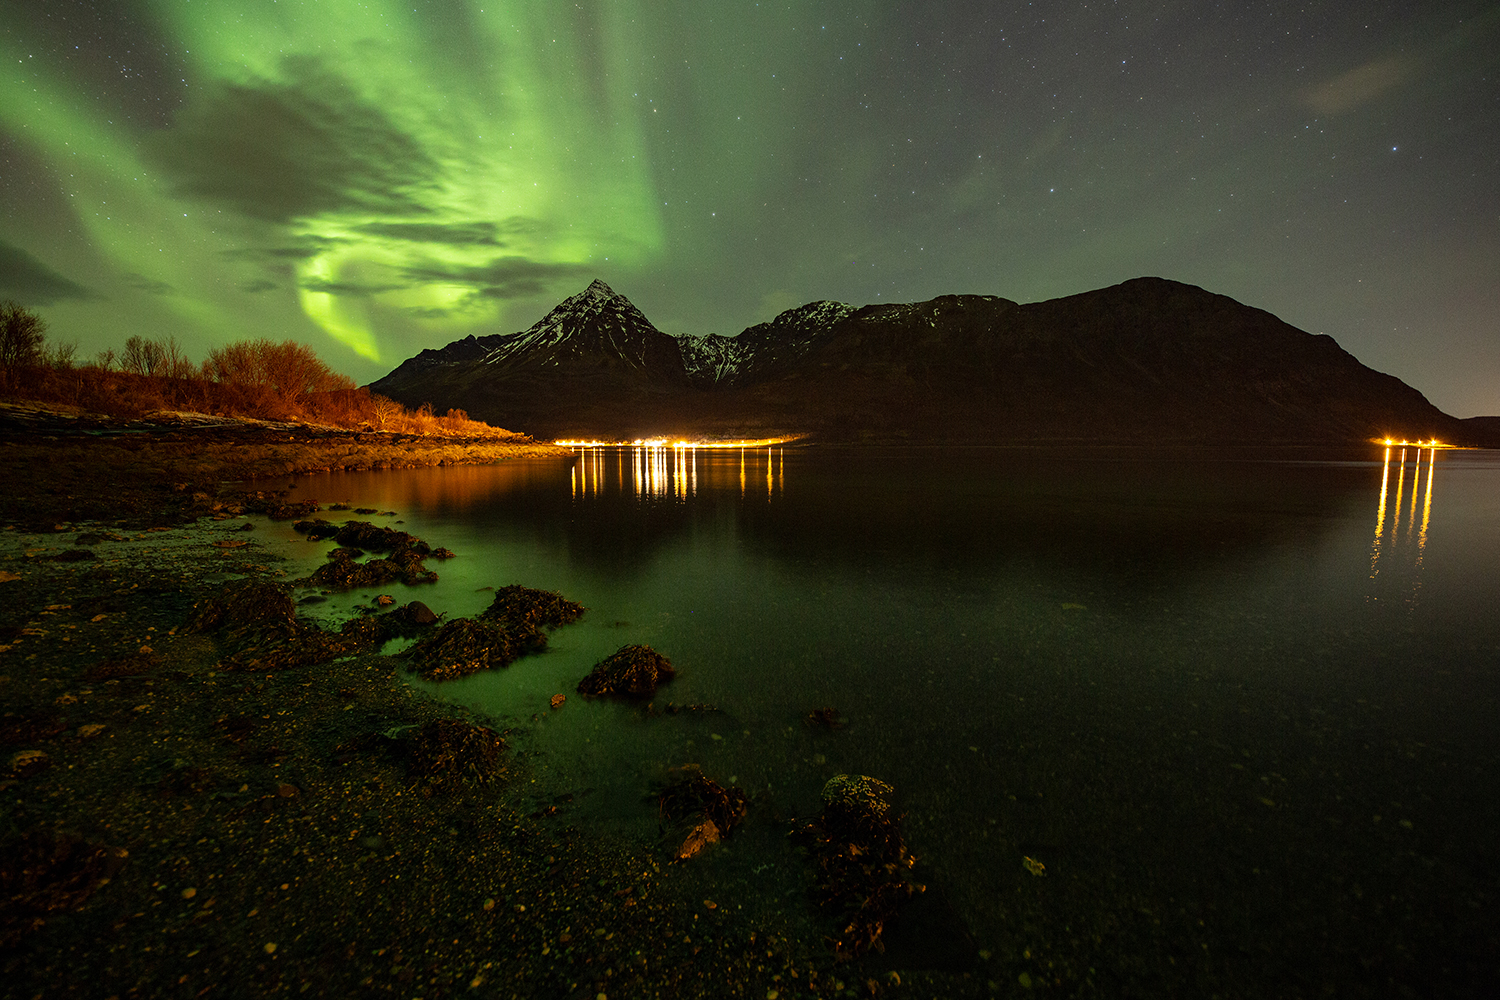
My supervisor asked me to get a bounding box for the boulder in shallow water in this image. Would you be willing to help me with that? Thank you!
[401,600,438,625]
[576,644,675,697]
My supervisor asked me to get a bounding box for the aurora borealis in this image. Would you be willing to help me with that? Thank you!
[3,1,1498,416]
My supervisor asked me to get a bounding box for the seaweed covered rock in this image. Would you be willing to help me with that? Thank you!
[291,518,341,541]
[292,519,431,553]
[577,644,675,697]
[406,719,506,788]
[301,545,437,589]
[806,774,917,958]
[189,579,297,633]
[656,765,747,859]
[190,579,430,673]
[403,585,583,681]
[658,765,748,834]
[480,585,584,628]
[292,519,449,590]
[403,618,548,681]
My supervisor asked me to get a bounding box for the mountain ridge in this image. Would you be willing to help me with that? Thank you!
[369,278,1489,445]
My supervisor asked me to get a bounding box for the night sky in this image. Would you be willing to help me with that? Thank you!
[3,1,1497,416]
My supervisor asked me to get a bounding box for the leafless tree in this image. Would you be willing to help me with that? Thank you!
[0,300,47,377]
[121,335,167,376]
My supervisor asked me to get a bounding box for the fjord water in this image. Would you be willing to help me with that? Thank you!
[286,446,1499,991]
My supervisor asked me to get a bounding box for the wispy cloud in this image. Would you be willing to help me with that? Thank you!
[0,241,98,305]
[298,278,409,297]
[356,221,504,246]
[124,273,176,296]
[144,57,439,224]
[1302,55,1414,115]
[401,255,591,300]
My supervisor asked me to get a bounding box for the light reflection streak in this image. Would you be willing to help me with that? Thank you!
[569,444,786,501]
[1392,448,1408,533]
[1369,447,1390,577]
[1413,447,1435,592]
[1367,446,1439,606]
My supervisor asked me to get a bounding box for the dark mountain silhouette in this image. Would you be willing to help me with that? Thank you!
[370,277,1489,445]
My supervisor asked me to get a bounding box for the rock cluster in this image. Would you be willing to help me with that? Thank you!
[403,586,584,681]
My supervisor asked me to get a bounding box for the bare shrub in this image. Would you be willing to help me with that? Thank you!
[4,322,518,439]
[121,335,166,376]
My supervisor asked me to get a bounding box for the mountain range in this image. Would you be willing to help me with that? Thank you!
[369,278,1492,445]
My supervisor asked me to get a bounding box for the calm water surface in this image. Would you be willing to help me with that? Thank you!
[283,445,1500,991]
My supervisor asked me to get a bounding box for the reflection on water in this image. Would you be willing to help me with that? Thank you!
[279,446,1500,994]
[570,445,786,501]
[1368,445,1437,605]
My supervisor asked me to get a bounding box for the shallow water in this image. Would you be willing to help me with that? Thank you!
[282,444,1500,988]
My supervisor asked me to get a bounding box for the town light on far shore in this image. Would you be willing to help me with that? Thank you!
[1377,437,1450,449]
[555,436,801,449]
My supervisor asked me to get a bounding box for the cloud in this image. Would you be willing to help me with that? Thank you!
[223,238,346,263]
[1302,56,1414,115]
[356,221,504,246]
[145,58,440,223]
[0,241,98,305]
[298,277,409,298]
[401,255,591,300]
[404,305,460,320]
[124,273,176,296]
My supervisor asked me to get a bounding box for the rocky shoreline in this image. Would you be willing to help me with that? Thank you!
[0,421,961,999]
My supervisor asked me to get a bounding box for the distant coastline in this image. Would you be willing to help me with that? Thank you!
[0,401,567,531]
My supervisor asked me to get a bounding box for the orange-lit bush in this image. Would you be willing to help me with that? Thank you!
[2,334,519,439]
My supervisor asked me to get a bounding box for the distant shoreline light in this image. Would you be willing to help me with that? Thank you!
[555,436,801,449]
[1377,438,1453,449]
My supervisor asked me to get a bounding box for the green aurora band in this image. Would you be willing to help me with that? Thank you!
[2,0,668,363]
[5,2,1497,416]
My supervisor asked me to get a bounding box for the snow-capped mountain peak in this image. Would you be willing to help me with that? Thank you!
[481,278,670,370]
